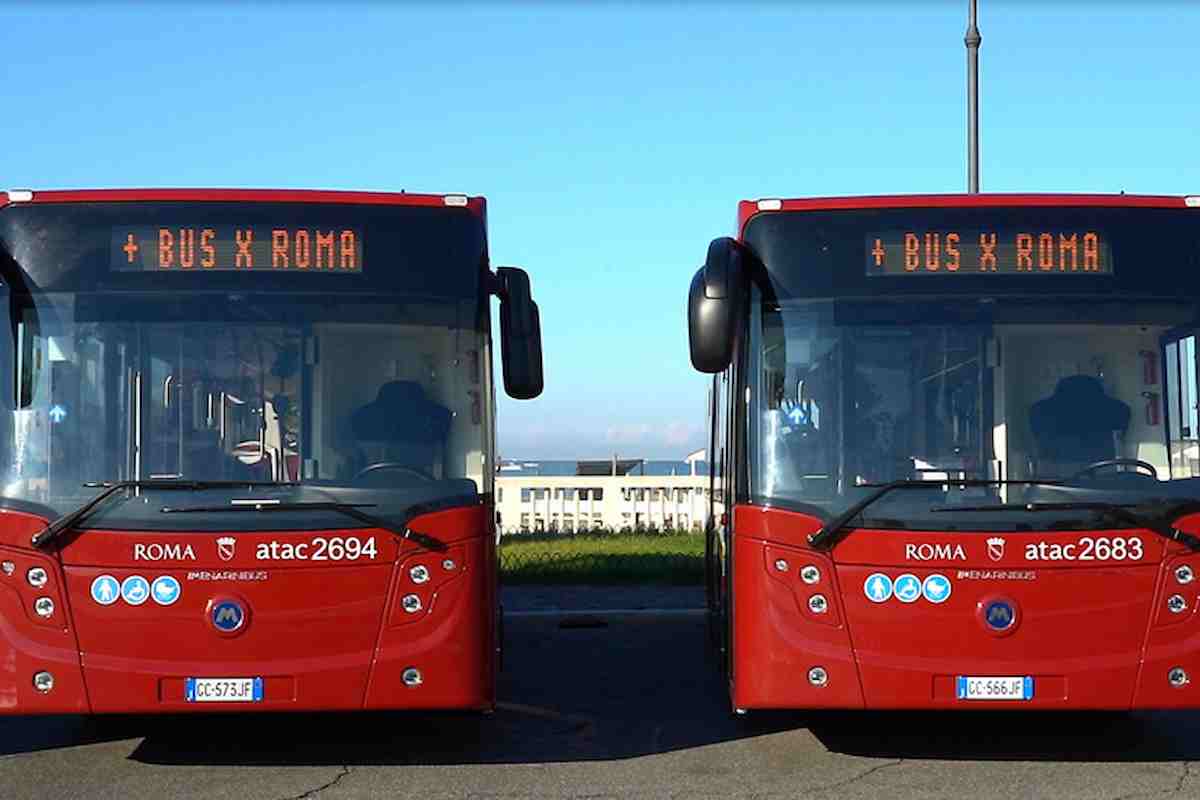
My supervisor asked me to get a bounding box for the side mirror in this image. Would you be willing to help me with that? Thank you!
[497,266,544,399]
[688,237,747,373]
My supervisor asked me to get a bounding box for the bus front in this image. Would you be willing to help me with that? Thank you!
[689,194,1200,711]
[0,188,542,714]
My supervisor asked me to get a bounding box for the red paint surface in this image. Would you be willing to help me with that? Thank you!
[726,504,1200,710]
[0,504,496,714]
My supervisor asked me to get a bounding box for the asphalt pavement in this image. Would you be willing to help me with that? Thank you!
[2,591,1199,799]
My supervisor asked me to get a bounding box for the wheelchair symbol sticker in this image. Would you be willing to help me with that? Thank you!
[121,575,150,606]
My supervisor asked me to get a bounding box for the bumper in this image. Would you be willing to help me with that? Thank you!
[730,535,1200,712]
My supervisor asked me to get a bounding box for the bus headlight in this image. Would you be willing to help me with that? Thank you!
[32,671,54,693]
[27,567,48,588]
[401,594,422,613]
[1,561,14,576]
[1169,667,1189,687]
[800,565,821,584]
[808,666,829,687]
[402,667,423,687]
[808,594,829,614]
[1168,594,1188,614]
[1176,565,1195,585]
[409,565,430,584]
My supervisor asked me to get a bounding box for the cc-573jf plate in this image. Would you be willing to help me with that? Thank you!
[185,677,264,702]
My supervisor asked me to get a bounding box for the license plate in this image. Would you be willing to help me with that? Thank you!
[185,677,263,703]
[956,675,1033,701]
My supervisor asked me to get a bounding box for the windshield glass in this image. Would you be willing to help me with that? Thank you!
[3,292,488,529]
[755,296,1200,530]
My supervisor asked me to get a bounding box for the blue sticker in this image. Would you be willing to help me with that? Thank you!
[91,574,120,606]
[983,599,1016,630]
[922,573,952,604]
[120,575,150,606]
[864,572,893,603]
[151,575,181,606]
[211,600,245,632]
[894,574,922,603]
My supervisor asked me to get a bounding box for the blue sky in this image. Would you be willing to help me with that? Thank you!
[2,1,1198,459]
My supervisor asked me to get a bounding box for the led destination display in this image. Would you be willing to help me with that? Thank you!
[111,226,363,272]
[866,230,1111,276]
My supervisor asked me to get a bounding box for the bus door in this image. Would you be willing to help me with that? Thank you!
[1163,329,1200,478]
[143,328,186,480]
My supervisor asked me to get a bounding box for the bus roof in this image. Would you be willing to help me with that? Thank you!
[738,193,1198,232]
[0,188,486,216]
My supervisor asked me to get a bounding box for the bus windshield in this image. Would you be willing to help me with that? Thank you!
[756,296,1200,530]
[0,200,490,530]
[4,292,488,530]
[744,203,1200,531]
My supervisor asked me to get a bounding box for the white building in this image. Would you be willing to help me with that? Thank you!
[495,454,712,534]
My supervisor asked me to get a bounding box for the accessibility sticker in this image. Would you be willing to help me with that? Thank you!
[893,574,922,603]
[864,572,893,603]
[151,575,181,606]
[121,575,150,606]
[922,574,952,604]
[91,574,120,606]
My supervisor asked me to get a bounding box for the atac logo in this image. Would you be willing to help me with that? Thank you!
[217,537,236,562]
[987,537,1006,562]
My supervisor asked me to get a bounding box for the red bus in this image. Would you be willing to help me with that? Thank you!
[0,188,542,714]
[689,193,1200,711]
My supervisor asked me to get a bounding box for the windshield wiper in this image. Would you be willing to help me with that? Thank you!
[160,501,448,552]
[929,500,1200,551]
[806,479,1064,551]
[31,480,298,549]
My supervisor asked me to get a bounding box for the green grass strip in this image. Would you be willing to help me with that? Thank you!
[499,531,705,585]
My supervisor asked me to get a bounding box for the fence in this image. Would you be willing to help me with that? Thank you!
[498,528,704,585]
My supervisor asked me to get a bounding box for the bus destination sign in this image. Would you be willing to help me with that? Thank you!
[111,226,364,272]
[866,230,1111,276]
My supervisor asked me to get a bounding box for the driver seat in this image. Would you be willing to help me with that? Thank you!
[348,381,452,484]
[1029,375,1131,478]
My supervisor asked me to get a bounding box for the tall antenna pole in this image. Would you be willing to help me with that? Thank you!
[965,0,982,193]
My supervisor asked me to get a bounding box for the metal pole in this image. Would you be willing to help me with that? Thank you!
[965,0,982,193]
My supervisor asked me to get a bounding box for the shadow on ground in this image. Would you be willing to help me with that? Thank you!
[806,708,1200,762]
[4,613,1200,766]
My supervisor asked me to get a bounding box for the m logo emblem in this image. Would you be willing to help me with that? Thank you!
[217,537,236,562]
[982,598,1018,632]
[987,537,1006,562]
[210,599,247,633]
